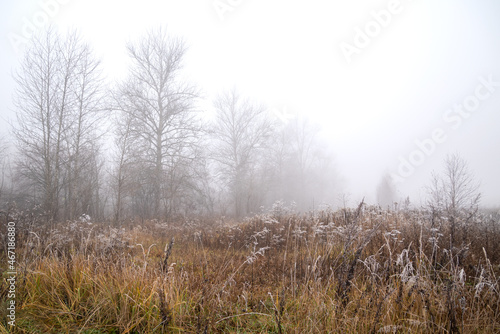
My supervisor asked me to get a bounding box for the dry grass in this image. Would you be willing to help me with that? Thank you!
[1,204,499,333]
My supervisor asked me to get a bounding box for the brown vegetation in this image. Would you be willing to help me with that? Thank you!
[1,203,499,333]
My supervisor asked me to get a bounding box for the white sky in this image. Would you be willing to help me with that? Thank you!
[1,0,499,207]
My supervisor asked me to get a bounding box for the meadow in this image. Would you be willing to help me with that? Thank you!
[1,202,499,333]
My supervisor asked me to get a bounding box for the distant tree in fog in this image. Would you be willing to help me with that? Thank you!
[210,89,273,217]
[376,173,396,208]
[266,116,339,210]
[0,137,12,206]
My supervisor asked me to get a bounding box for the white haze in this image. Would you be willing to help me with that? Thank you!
[1,0,499,208]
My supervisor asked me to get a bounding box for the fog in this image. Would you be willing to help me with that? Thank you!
[1,0,499,219]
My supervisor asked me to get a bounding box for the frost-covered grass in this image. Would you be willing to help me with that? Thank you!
[1,204,499,333]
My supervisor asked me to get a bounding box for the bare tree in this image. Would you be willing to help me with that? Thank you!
[427,153,481,247]
[62,41,105,220]
[13,29,105,221]
[211,89,273,217]
[114,28,200,219]
[111,111,134,223]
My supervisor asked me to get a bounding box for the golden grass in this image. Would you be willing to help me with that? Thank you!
[1,205,499,333]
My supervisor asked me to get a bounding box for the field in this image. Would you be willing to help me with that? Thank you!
[1,203,500,333]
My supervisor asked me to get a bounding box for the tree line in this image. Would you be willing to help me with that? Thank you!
[1,28,340,222]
